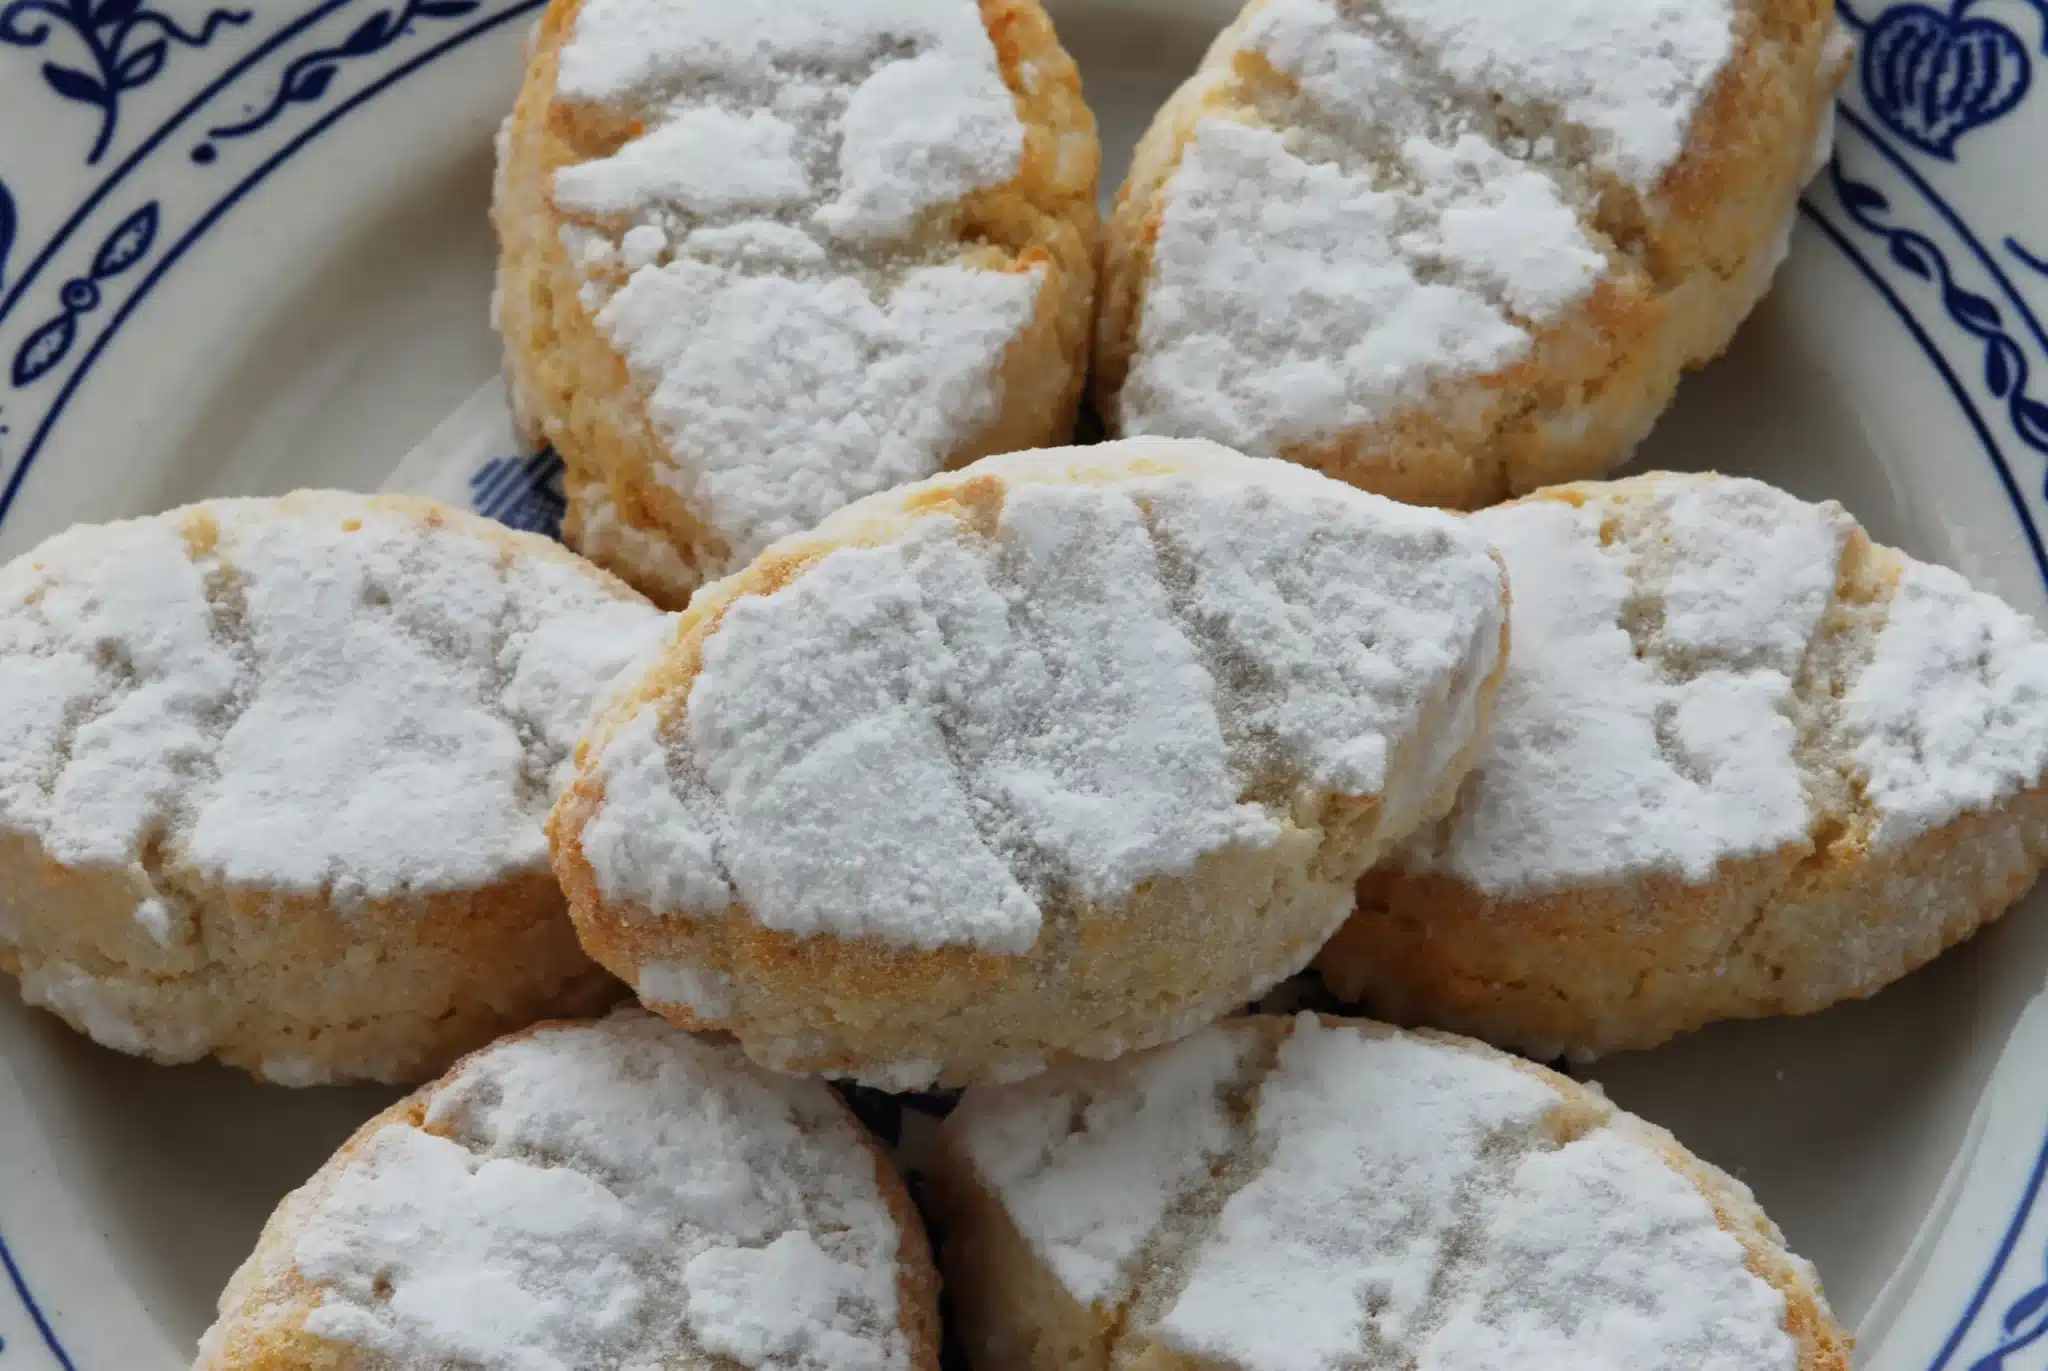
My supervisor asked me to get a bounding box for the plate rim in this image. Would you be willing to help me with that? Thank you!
[1,1,2047,1367]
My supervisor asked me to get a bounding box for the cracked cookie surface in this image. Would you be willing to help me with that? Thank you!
[495,0,1100,608]
[195,1010,939,1371]
[549,438,1510,1088]
[932,1013,1849,1371]
[1095,0,1846,507]
[0,492,670,1083]
[1320,472,2048,1058]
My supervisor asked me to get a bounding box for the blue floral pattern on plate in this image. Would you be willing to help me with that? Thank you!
[0,0,2046,1366]
[193,0,476,160]
[469,445,566,538]
[1854,0,2037,158]
[0,0,542,522]
[1924,1126,2048,1371]
[10,200,155,387]
[0,0,250,165]
[1817,1,2048,571]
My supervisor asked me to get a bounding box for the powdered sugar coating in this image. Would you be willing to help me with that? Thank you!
[1120,120,1555,462]
[1159,1022,1558,1368]
[1372,0,1736,188]
[1401,474,2048,894]
[1424,1127,1794,1371]
[580,710,738,915]
[554,109,812,219]
[593,261,1040,567]
[568,479,699,593]
[286,1013,914,1371]
[1654,478,1848,672]
[948,1026,1254,1304]
[1846,562,2048,846]
[552,0,1041,567]
[0,496,666,900]
[1401,480,1854,892]
[1118,0,1736,457]
[636,959,738,1020]
[582,453,1507,950]
[951,1016,1800,1371]
[17,964,210,1061]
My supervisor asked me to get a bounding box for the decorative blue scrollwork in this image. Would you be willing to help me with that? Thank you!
[0,1231,72,1369]
[2010,236,2048,279]
[468,446,565,539]
[1843,0,2048,159]
[1830,158,2048,458]
[0,0,251,164]
[1968,1247,2048,1371]
[193,0,478,162]
[11,200,156,387]
[0,181,15,295]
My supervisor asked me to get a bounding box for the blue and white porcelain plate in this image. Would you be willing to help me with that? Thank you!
[3,0,2048,1366]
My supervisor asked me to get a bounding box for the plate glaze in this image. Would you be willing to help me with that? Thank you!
[1,1,2046,1367]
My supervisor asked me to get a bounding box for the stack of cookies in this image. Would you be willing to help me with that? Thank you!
[0,1,2036,1370]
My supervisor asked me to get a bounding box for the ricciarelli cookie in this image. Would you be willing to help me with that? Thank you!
[1096,0,1847,507]
[0,493,669,1084]
[195,1011,939,1371]
[932,1012,1850,1371]
[1320,473,2048,1058]
[549,438,1510,1088]
[495,0,1100,608]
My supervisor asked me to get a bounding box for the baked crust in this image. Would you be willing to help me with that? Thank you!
[1319,473,2048,1058]
[0,492,654,1083]
[1326,735,2048,1059]
[930,1014,1852,1371]
[1094,0,1847,508]
[549,440,1510,1087]
[0,840,620,1086]
[494,0,1101,608]
[192,1014,942,1371]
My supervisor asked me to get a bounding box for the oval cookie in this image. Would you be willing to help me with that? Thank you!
[0,493,668,1084]
[1096,0,1846,507]
[933,1012,1849,1371]
[550,437,1510,1088]
[496,0,1100,606]
[195,1011,939,1371]
[1321,472,2048,1058]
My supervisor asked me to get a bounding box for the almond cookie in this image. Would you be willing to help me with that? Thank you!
[1095,0,1847,507]
[932,1012,1849,1371]
[1319,472,2048,1059]
[549,438,1510,1088]
[495,0,1100,608]
[195,1010,939,1371]
[0,493,670,1084]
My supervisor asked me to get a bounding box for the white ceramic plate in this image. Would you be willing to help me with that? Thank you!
[3,1,2048,1367]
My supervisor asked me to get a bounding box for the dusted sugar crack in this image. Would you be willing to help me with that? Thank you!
[549,437,1510,1088]
[1321,472,2048,1058]
[0,493,671,1084]
[194,1011,939,1371]
[1095,0,1848,507]
[495,0,1101,608]
[931,1013,1850,1371]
